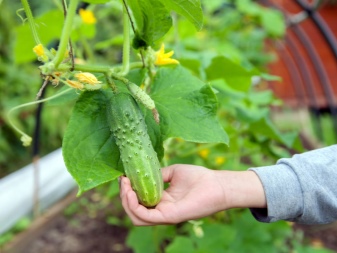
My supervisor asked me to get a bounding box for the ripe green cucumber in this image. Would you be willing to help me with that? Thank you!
[108,92,163,207]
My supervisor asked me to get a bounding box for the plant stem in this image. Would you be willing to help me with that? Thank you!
[122,0,136,34]
[121,3,130,75]
[20,0,41,45]
[58,63,111,73]
[61,0,75,70]
[57,61,144,73]
[105,73,117,92]
[7,88,73,144]
[53,0,79,68]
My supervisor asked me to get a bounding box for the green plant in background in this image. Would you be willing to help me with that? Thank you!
[0,218,31,248]
[0,1,74,176]
[1,0,334,252]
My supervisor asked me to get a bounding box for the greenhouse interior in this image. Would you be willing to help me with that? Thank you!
[1,0,337,252]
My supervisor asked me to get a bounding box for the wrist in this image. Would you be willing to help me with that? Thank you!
[217,170,267,210]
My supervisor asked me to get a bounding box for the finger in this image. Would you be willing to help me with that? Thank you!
[119,177,157,226]
[119,176,131,198]
[120,174,172,226]
[120,177,131,212]
[123,187,175,225]
[125,190,157,226]
[161,164,178,183]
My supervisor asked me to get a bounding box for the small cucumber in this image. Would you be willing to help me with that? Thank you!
[108,92,163,207]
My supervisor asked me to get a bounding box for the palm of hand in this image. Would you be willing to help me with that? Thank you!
[156,165,225,222]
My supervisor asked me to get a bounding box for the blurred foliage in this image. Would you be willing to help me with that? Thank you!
[0,217,31,248]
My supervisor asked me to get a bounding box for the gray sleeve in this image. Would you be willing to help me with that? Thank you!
[249,145,337,225]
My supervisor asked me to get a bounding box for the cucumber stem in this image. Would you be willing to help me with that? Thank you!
[55,61,144,73]
[110,73,156,111]
[121,3,130,75]
[53,0,79,68]
[20,0,41,45]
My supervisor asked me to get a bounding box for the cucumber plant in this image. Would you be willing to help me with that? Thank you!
[7,1,328,252]
[9,0,228,203]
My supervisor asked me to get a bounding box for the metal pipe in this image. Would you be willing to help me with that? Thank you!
[262,0,337,137]
[284,36,324,139]
[291,24,337,134]
[294,0,337,61]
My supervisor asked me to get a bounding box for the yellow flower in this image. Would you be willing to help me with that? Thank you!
[33,44,44,56]
[74,72,102,85]
[79,9,97,25]
[66,79,84,90]
[198,149,210,159]
[155,44,179,66]
[33,44,48,61]
[215,156,226,165]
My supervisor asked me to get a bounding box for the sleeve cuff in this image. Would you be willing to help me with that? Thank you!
[248,164,304,223]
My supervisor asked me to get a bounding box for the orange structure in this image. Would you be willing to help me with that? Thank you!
[265,0,337,109]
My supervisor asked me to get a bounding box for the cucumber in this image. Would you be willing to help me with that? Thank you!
[108,92,163,207]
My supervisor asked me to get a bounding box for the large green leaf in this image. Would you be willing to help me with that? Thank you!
[127,0,172,48]
[62,90,123,195]
[158,0,203,31]
[205,56,257,92]
[82,0,110,3]
[151,66,228,144]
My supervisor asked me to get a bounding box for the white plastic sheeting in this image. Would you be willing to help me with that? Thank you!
[0,148,76,235]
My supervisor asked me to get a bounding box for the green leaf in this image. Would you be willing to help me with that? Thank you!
[47,86,80,106]
[235,106,269,123]
[94,35,124,50]
[260,9,286,38]
[249,117,299,148]
[166,236,195,253]
[62,90,123,195]
[158,0,203,31]
[205,56,256,92]
[260,73,282,81]
[127,226,175,253]
[76,23,96,40]
[192,223,237,252]
[126,227,157,253]
[82,0,110,3]
[236,0,261,16]
[126,68,147,85]
[14,9,64,64]
[127,0,172,48]
[144,108,165,160]
[151,66,228,144]
[62,88,165,194]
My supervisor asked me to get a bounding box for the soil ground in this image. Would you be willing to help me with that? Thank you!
[23,212,337,253]
[295,224,337,252]
[3,190,337,253]
[25,213,132,253]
